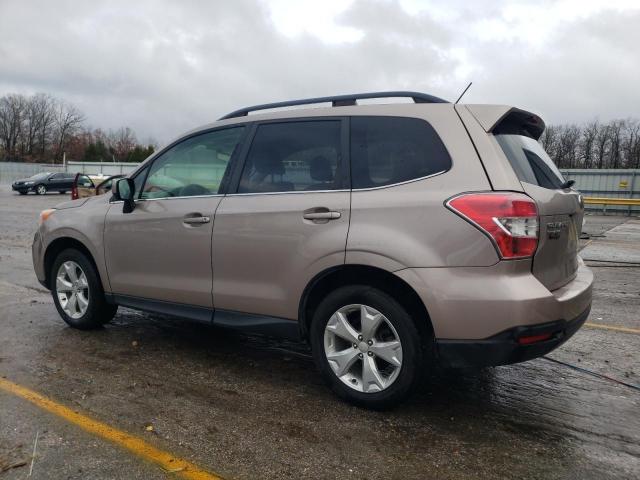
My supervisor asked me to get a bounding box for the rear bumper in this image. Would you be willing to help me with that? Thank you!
[395,257,593,340]
[436,306,590,368]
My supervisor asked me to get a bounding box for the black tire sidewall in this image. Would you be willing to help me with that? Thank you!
[51,248,113,329]
[310,285,423,409]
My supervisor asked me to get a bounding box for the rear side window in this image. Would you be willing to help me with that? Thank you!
[238,121,342,193]
[350,116,451,189]
[495,134,565,189]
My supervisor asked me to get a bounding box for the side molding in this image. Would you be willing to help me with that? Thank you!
[213,310,301,340]
[107,294,301,340]
[109,294,213,323]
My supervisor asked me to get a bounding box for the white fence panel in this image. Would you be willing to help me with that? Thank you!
[0,162,65,184]
[65,161,139,176]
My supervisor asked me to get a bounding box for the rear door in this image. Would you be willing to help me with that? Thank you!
[61,173,76,189]
[212,119,350,320]
[493,133,583,290]
[48,173,72,191]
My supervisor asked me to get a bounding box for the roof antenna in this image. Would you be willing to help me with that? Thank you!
[454,82,472,104]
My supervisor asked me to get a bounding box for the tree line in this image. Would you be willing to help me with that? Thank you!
[3,92,639,169]
[0,93,156,164]
[538,118,639,169]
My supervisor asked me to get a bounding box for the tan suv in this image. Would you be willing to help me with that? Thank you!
[32,92,593,408]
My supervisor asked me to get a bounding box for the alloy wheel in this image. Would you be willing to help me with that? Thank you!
[324,304,403,393]
[37,185,46,195]
[56,261,90,319]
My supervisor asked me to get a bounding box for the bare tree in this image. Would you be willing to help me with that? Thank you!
[0,94,26,160]
[622,119,640,169]
[556,125,581,168]
[608,120,623,169]
[53,101,85,162]
[540,124,559,160]
[579,120,599,168]
[1,92,153,163]
[20,93,56,159]
[109,127,137,161]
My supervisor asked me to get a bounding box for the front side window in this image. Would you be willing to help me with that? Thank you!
[238,121,342,193]
[495,134,566,189]
[140,127,245,199]
[350,116,451,189]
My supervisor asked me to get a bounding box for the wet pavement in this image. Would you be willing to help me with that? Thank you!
[0,188,639,479]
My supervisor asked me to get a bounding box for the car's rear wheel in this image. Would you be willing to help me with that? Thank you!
[51,248,117,329]
[18,191,27,195]
[59,191,66,194]
[310,285,425,409]
[36,184,47,195]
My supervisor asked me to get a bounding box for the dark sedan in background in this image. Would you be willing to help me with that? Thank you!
[12,172,76,195]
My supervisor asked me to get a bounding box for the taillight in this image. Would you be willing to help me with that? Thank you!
[446,192,539,259]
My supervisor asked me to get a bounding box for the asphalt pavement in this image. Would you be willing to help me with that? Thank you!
[0,188,638,479]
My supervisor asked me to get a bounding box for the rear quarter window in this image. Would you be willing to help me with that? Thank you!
[350,116,451,189]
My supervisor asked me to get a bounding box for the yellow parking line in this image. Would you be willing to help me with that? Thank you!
[584,323,640,335]
[0,377,223,480]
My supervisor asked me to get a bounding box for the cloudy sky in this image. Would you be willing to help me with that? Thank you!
[0,0,638,143]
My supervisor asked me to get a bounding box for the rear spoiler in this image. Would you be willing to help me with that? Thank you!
[464,105,545,140]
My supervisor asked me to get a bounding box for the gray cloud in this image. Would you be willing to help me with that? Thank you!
[0,0,637,143]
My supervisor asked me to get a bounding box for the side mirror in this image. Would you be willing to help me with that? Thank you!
[114,178,136,213]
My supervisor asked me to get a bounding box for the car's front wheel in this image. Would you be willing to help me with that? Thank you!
[310,285,425,409]
[36,184,47,195]
[51,248,117,329]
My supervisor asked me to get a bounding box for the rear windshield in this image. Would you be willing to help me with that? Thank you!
[495,134,566,189]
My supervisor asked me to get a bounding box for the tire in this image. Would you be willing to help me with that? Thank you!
[18,191,27,195]
[36,184,47,195]
[310,285,426,409]
[59,191,67,194]
[51,248,117,329]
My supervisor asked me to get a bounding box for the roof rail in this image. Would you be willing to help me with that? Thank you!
[218,91,449,120]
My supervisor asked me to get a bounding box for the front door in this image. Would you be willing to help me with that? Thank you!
[104,126,247,310]
[212,119,350,321]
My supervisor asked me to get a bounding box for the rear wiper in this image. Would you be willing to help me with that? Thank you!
[560,179,575,189]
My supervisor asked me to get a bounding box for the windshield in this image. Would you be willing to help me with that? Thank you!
[29,172,50,180]
[495,135,566,190]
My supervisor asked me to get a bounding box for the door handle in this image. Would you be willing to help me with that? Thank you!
[183,215,211,225]
[303,211,341,220]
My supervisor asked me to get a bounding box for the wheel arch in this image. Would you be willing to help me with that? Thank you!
[298,264,434,343]
[44,237,102,291]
